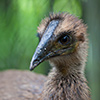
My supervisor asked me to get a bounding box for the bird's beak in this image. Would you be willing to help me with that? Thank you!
[29,38,53,71]
[30,20,59,71]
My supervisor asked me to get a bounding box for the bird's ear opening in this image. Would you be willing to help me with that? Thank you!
[77,33,85,42]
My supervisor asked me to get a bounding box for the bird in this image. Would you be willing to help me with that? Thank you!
[0,70,46,100]
[0,12,90,100]
[30,12,91,100]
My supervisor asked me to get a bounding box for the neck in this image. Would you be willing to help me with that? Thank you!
[42,43,90,100]
[42,68,90,100]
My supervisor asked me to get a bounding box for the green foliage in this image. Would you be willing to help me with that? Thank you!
[0,0,50,74]
[0,0,82,74]
[53,0,82,17]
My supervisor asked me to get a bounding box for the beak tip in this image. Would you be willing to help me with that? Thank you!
[29,66,33,71]
[29,63,37,71]
[29,62,35,71]
[30,68,33,71]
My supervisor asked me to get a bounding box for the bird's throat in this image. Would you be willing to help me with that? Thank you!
[42,67,90,100]
[49,53,83,75]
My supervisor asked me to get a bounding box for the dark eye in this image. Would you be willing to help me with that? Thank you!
[59,35,70,45]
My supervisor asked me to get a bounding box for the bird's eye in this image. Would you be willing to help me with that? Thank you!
[59,35,70,45]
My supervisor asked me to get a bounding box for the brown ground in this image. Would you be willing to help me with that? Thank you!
[0,70,47,100]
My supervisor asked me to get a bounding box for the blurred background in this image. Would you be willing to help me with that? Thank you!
[0,0,100,100]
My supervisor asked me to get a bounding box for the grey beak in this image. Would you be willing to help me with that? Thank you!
[30,20,59,71]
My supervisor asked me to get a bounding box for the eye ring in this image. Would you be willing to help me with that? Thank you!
[59,35,71,45]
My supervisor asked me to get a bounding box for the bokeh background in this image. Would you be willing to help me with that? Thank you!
[0,0,100,100]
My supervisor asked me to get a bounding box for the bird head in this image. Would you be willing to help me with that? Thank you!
[30,13,87,71]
